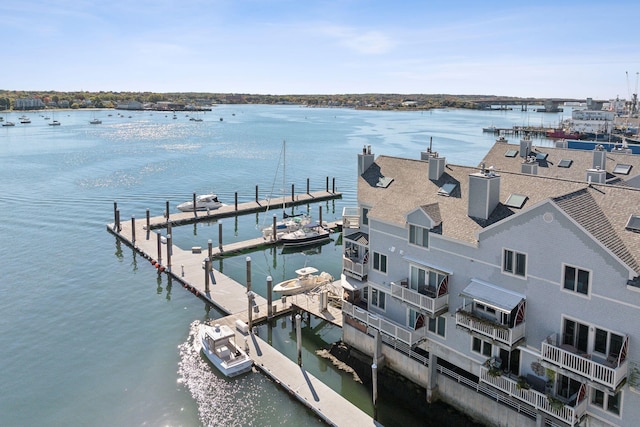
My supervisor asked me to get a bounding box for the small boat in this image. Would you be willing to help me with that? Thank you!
[177,194,223,212]
[199,323,252,377]
[2,121,15,127]
[273,267,334,295]
[496,135,508,143]
[483,125,497,133]
[49,120,61,126]
[89,118,102,124]
[20,116,31,124]
[280,223,331,247]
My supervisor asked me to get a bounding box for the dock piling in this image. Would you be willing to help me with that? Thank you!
[246,257,253,330]
[131,215,136,245]
[255,185,259,203]
[218,223,223,252]
[296,313,302,366]
[306,178,310,194]
[291,184,295,202]
[326,176,329,192]
[319,205,323,227]
[267,276,273,319]
[192,193,197,215]
[208,239,212,259]
[234,192,238,211]
[332,177,335,193]
[113,201,118,226]
[165,200,170,221]
[272,215,277,242]
[372,363,378,420]
[156,233,162,264]
[204,257,210,292]
[146,209,150,231]
[115,209,121,232]
[166,233,172,271]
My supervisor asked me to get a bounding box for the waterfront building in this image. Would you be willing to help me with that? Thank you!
[340,143,640,426]
[14,97,45,110]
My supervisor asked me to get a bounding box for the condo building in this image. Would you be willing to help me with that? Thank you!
[340,141,640,427]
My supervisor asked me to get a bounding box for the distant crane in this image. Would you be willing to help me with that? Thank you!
[626,71,639,116]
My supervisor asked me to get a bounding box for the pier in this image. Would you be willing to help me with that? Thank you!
[106,185,378,426]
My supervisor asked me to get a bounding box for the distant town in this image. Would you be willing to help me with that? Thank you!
[0,90,593,112]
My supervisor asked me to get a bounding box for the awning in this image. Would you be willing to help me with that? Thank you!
[344,231,369,246]
[402,255,452,275]
[460,279,525,313]
[341,274,364,291]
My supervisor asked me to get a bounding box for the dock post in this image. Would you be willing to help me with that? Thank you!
[306,178,310,194]
[372,363,378,420]
[246,257,252,330]
[218,223,223,253]
[204,257,210,293]
[165,200,170,221]
[146,208,150,231]
[156,233,162,264]
[326,176,329,192]
[296,313,302,366]
[332,177,335,193]
[115,209,121,232]
[318,205,323,227]
[291,183,294,202]
[167,221,172,240]
[208,239,212,259]
[131,216,136,245]
[234,192,238,211]
[267,276,273,319]
[255,185,259,203]
[113,201,118,227]
[426,351,439,403]
[272,215,277,242]
[192,192,197,214]
[166,234,172,272]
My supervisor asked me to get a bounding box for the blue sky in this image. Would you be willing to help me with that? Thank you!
[2,0,639,99]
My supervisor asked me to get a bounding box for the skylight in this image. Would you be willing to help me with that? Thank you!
[504,194,528,209]
[613,164,632,175]
[626,215,640,232]
[536,152,548,161]
[504,149,518,158]
[377,176,394,188]
[558,159,573,168]
[438,182,457,197]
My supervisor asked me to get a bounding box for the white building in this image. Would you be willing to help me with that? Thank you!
[14,97,45,110]
[340,142,640,426]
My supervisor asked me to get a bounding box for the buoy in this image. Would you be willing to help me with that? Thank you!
[159,266,165,272]
[151,260,157,266]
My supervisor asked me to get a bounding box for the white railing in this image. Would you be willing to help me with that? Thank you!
[455,310,525,347]
[390,282,449,316]
[342,207,361,229]
[342,301,424,346]
[479,367,587,426]
[343,256,368,279]
[541,333,629,390]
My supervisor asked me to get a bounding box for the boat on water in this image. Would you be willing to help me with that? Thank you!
[546,129,581,139]
[273,267,334,295]
[496,135,508,143]
[482,125,498,133]
[177,194,223,212]
[2,120,15,127]
[199,323,252,377]
[280,223,331,247]
[49,120,61,126]
[19,116,31,124]
[89,118,102,124]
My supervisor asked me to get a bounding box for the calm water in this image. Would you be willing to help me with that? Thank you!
[0,105,563,426]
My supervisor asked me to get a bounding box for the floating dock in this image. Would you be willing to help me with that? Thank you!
[106,187,378,426]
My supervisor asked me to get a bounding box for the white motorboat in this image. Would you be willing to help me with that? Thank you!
[263,213,311,240]
[199,323,253,377]
[89,118,102,124]
[177,194,223,212]
[49,120,61,126]
[280,223,330,247]
[2,121,15,127]
[273,267,334,295]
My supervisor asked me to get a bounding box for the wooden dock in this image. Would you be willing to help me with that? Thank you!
[106,200,379,426]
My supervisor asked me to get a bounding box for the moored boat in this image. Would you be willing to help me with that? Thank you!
[199,323,253,377]
[273,267,334,295]
[177,194,222,212]
[280,223,330,247]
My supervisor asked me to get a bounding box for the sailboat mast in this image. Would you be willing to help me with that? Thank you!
[282,140,286,211]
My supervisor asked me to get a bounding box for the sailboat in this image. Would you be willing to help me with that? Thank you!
[48,111,61,126]
[262,140,310,241]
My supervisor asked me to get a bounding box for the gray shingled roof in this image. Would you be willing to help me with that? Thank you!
[358,145,640,274]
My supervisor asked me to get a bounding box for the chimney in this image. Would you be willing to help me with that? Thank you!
[468,166,500,220]
[593,145,607,170]
[358,145,375,176]
[521,156,538,175]
[586,168,606,184]
[428,155,446,181]
[519,137,532,158]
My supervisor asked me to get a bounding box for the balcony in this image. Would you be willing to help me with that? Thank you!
[390,279,449,317]
[456,309,526,348]
[342,206,361,229]
[541,333,629,391]
[479,367,587,426]
[343,256,368,280]
[342,300,425,346]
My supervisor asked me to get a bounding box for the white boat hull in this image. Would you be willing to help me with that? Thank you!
[199,324,252,377]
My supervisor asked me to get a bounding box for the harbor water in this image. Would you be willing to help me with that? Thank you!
[0,104,564,426]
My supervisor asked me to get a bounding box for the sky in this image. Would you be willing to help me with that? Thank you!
[2,0,639,99]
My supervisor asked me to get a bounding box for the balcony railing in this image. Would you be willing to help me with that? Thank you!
[479,367,587,426]
[343,256,368,280]
[456,310,525,347]
[342,207,361,229]
[390,281,449,317]
[342,300,424,346]
[541,333,629,390]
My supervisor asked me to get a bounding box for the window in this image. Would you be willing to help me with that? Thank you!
[362,208,369,225]
[472,337,492,357]
[613,164,632,175]
[592,389,622,416]
[503,249,526,277]
[409,224,429,248]
[373,252,387,273]
[594,328,624,358]
[563,265,589,295]
[558,159,573,168]
[504,194,528,209]
[428,316,446,337]
[504,149,518,158]
[409,265,447,295]
[371,288,386,310]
